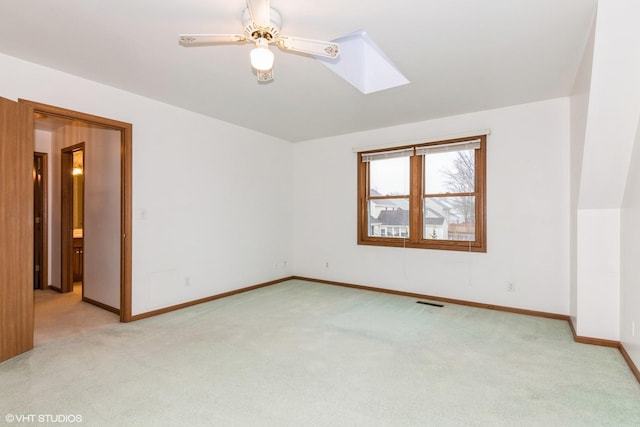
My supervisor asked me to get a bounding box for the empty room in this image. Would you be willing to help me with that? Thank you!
[1,0,640,425]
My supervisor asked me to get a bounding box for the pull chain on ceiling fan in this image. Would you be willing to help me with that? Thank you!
[179,0,340,82]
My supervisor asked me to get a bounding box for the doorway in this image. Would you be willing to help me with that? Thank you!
[1,98,132,364]
[26,100,133,323]
[61,143,84,294]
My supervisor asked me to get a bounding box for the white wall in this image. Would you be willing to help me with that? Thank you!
[570,0,640,340]
[130,106,292,314]
[292,98,571,315]
[616,0,640,362]
[0,52,293,316]
[576,209,620,340]
[569,16,595,327]
[83,127,121,309]
[578,0,640,211]
[621,119,640,371]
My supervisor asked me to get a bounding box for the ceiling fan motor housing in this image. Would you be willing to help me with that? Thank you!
[242,7,281,41]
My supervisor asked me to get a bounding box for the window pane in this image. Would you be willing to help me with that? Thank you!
[369,157,410,197]
[368,199,410,238]
[424,196,475,241]
[424,149,475,194]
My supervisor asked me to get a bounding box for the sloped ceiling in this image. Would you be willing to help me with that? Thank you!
[0,0,596,142]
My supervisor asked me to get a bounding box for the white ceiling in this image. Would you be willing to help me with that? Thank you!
[0,0,597,142]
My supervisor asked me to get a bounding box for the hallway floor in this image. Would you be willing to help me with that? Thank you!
[34,284,119,346]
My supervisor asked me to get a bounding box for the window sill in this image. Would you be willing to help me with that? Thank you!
[357,238,486,253]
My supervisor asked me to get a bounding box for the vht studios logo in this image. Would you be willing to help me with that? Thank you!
[5,414,83,423]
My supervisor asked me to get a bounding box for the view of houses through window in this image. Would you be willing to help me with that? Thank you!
[368,149,476,240]
[368,155,410,238]
[358,136,486,252]
[422,147,476,241]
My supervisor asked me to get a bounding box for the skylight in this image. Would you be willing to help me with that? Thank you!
[317,30,410,94]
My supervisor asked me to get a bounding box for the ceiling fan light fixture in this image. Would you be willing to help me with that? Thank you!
[180,1,338,82]
[250,38,274,71]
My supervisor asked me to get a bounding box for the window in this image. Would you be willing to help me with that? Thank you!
[357,135,486,252]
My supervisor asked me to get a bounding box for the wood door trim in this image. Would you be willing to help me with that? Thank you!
[82,295,120,315]
[34,152,48,290]
[20,99,133,323]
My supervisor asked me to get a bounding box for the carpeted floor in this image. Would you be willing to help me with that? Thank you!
[3,279,640,426]
[34,284,119,345]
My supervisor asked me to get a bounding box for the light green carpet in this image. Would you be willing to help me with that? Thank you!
[1,279,639,426]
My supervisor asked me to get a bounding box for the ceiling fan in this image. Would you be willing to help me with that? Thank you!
[179,0,340,82]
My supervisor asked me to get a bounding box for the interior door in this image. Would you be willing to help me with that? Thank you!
[0,97,34,363]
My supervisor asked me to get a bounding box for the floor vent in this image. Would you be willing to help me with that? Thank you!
[416,301,444,308]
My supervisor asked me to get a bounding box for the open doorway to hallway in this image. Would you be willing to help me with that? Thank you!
[0,98,131,363]
[31,104,131,344]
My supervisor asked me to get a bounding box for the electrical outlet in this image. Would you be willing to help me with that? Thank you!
[325,261,329,268]
[507,282,515,292]
[185,277,191,287]
[283,260,287,268]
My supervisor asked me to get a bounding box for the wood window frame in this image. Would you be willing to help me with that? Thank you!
[357,135,487,252]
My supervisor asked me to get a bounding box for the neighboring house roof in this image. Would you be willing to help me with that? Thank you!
[370,189,402,208]
[424,207,444,218]
[425,199,464,223]
[369,189,455,227]
[370,189,410,210]
[373,199,398,208]
[377,209,409,226]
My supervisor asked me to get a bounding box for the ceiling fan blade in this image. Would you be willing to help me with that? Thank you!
[257,69,273,82]
[276,36,340,58]
[179,34,246,45]
[247,0,271,28]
